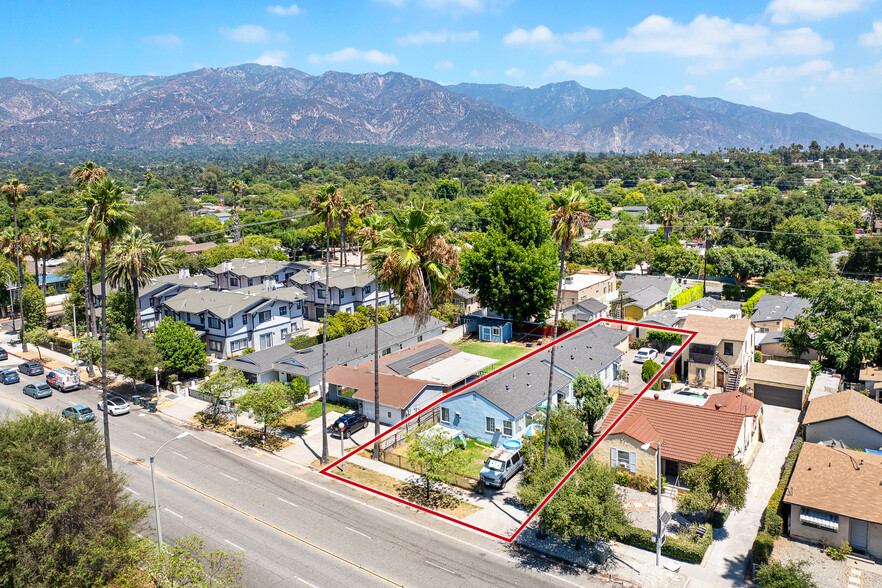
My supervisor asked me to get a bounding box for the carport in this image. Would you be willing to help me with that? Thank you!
[746,362,811,410]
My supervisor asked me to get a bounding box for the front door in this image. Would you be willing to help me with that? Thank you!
[851,518,869,552]
[716,370,725,388]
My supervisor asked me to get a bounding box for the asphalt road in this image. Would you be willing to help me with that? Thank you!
[0,352,602,587]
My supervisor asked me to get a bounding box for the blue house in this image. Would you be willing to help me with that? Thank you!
[463,308,513,343]
[439,324,625,445]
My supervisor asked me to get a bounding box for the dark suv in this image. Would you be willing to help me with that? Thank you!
[18,361,43,376]
[329,413,369,438]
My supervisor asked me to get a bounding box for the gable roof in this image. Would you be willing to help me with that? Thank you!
[290,265,375,289]
[619,274,677,297]
[680,297,742,313]
[600,395,748,464]
[624,286,667,309]
[206,257,297,279]
[453,287,477,300]
[562,298,608,319]
[682,314,752,346]
[803,390,882,433]
[163,289,267,319]
[640,310,681,328]
[750,294,811,324]
[326,365,435,409]
[747,362,811,389]
[703,391,763,416]
[784,443,882,525]
[231,283,306,303]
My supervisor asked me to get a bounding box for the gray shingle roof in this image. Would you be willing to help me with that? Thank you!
[163,289,267,319]
[207,258,297,279]
[619,274,677,297]
[751,295,811,323]
[290,266,375,289]
[680,297,742,312]
[148,272,215,290]
[640,309,681,327]
[625,285,667,309]
[562,298,608,318]
[231,283,305,303]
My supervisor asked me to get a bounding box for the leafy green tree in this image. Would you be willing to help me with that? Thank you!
[650,245,701,276]
[679,452,749,521]
[573,373,610,437]
[641,359,661,383]
[707,247,790,284]
[152,317,208,377]
[769,216,841,268]
[405,425,471,501]
[839,236,882,277]
[754,560,817,588]
[784,278,882,378]
[131,193,189,245]
[569,242,636,273]
[199,366,251,419]
[21,284,46,330]
[433,179,460,200]
[727,187,787,244]
[107,331,164,390]
[63,269,88,337]
[106,289,136,338]
[0,412,145,587]
[607,213,646,243]
[117,535,244,588]
[237,380,305,436]
[650,194,681,241]
[2,178,30,349]
[23,327,49,362]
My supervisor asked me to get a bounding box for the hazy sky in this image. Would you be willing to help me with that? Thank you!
[4,0,882,132]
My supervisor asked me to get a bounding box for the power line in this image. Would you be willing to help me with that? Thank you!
[155,210,313,245]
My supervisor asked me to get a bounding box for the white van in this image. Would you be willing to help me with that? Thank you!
[663,345,682,364]
[46,367,80,392]
[480,446,524,489]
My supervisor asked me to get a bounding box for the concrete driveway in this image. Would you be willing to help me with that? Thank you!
[620,349,656,395]
[702,404,801,586]
[462,470,529,536]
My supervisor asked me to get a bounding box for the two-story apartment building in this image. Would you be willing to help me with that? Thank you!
[204,258,305,291]
[137,269,215,332]
[560,271,617,306]
[161,284,306,359]
[288,265,395,320]
[681,314,754,392]
[750,294,811,333]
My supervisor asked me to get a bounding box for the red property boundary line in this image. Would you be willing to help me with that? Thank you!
[321,318,697,542]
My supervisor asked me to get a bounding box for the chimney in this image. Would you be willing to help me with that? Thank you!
[307,268,318,282]
[715,403,723,410]
[178,267,190,279]
[221,260,233,272]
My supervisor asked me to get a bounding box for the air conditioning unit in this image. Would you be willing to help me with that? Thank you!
[455,412,461,419]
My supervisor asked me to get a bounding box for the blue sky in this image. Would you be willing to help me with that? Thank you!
[4,0,882,132]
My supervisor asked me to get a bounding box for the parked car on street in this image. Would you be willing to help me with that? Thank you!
[46,367,80,391]
[329,413,368,438]
[97,395,130,416]
[23,382,52,399]
[0,347,7,360]
[480,445,523,489]
[1,369,20,385]
[61,404,95,422]
[634,348,659,364]
[18,361,43,376]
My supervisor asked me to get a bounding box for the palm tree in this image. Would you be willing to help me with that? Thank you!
[20,229,41,287]
[1,178,29,351]
[228,179,246,243]
[80,177,133,470]
[148,243,176,278]
[337,198,354,267]
[142,170,152,191]
[356,198,376,268]
[107,227,156,336]
[33,219,62,293]
[359,213,386,459]
[543,187,593,465]
[310,184,343,464]
[70,162,109,340]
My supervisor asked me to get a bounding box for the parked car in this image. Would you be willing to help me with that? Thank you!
[0,347,7,360]
[329,413,368,438]
[1,369,20,385]
[634,348,659,364]
[61,404,95,422]
[46,367,80,391]
[480,446,524,489]
[18,361,43,376]
[97,395,130,416]
[662,345,682,364]
[23,382,52,399]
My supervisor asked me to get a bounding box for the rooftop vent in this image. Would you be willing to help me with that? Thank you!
[653,393,659,400]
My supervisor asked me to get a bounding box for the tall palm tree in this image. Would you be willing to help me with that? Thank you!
[356,198,376,269]
[70,162,108,339]
[21,229,41,287]
[359,213,386,459]
[228,179,246,243]
[1,179,29,351]
[33,219,62,293]
[337,198,354,267]
[107,227,156,336]
[80,178,133,470]
[310,184,343,464]
[543,187,593,465]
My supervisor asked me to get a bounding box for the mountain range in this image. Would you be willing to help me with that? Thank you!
[0,63,876,155]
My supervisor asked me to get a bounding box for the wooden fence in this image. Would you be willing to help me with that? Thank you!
[379,406,440,452]
[377,450,479,492]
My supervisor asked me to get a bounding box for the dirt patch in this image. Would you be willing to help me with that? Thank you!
[192,412,291,451]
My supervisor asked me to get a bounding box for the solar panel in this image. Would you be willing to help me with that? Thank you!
[387,343,449,376]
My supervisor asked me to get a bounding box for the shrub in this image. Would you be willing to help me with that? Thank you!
[670,284,704,309]
[289,334,317,350]
[613,522,714,564]
[641,359,661,383]
[755,350,763,363]
[826,541,852,560]
[752,531,775,567]
[615,470,630,486]
[709,508,731,529]
[722,284,742,301]
[765,512,783,537]
[742,288,767,317]
[755,560,817,588]
[646,329,682,350]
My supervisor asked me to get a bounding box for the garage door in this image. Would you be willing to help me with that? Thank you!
[754,383,802,409]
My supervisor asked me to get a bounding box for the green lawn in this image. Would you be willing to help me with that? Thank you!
[454,340,531,371]
[460,439,494,478]
[282,400,351,428]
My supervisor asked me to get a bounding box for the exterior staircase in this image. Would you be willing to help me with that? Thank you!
[714,353,741,392]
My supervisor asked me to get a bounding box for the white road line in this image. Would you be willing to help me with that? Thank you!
[346,526,371,539]
[64,400,75,405]
[163,508,183,519]
[542,571,584,587]
[425,560,458,575]
[277,497,299,507]
[296,578,319,588]
[124,486,140,495]
[172,451,188,460]
[133,432,146,439]
[138,413,146,417]
[219,472,238,482]
[224,539,246,552]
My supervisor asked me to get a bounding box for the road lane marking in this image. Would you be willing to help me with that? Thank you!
[297,578,319,588]
[277,497,298,507]
[219,472,238,482]
[163,508,183,519]
[425,560,458,575]
[346,526,371,539]
[133,432,146,439]
[542,571,584,587]
[172,451,188,460]
[224,539,246,552]
[124,486,140,495]
[64,400,75,405]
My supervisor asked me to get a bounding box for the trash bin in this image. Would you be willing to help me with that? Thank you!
[662,379,672,390]
[131,395,141,407]
[146,400,158,413]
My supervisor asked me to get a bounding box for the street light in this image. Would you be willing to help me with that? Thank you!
[641,440,663,567]
[154,366,160,398]
[150,432,190,552]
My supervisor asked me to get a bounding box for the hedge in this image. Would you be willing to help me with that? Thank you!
[614,523,714,564]
[751,531,775,567]
[646,329,682,350]
[722,284,742,301]
[670,284,704,309]
[742,289,767,317]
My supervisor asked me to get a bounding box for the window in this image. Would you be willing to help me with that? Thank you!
[759,327,770,334]
[279,306,287,316]
[296,302,301,310]
[351,288,356,296]
[723,342,734,356]
[231,339,248,352]
[491,327,501,337]
[387,411,392,419]
[280,329,288,339]
[259,333,273,350]
[440,407,450,423]
[417,335,423,343]
[208,317,221,330]
[800,507,839,531]
[208,340,223,352]
[242,314,247,326]
[227,318,234,328]
[382,348,391,356]
[258,310,271,323]
[502,420,513,436]
[317,289,325,299]
[231,278,239,287]
[364,284,372,294]
[610,447,636,472]
[199,313,204,324]
[696,367,706,381]
[485,417,496,434]
[186,312,191,322]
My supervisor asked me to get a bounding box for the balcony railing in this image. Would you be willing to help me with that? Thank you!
[689,351,714,364]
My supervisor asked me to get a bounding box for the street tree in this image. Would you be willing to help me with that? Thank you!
[199,365,250,419]
[23,327,49,361]
[152,317,208,378]
[107,226,161,336]
[21,284,46,330]
[107,331,164,391]
[679,452,749,521]
[237,380,306,437]
[650,245,701,276]
[573,373,611,437]
[121,535,245,588]
[405,425,470,502]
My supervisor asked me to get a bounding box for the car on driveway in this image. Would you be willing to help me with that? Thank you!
[634,348,658,363]
[97,395,130,416]
[23,382,52,399]
[1,369,20,385]
[0,347,7,360]
[480,446,524,489]
[18,361,43,376]
[46,367,80,391]
[62,404,95,422]
[329,413,368,438]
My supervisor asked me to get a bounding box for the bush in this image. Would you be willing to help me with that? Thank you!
[722,284,742,301]
[613,522,714,564]
[826,541,852,560]
[755,560,817,588]
[670,284,704,309]
[755,350,763,363]
[765,512,783,537]
[615,470,630,486]
[752,531,775,567]
[646,329,682,350]
[742,288,767,317]
[641,359,661,383]
[709,508,731,529]
[289,334,318,350]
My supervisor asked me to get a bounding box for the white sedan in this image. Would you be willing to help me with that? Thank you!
[634,347,659,363]
[97,395,131,416]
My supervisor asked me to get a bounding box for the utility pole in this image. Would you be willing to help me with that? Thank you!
[702,228,711,295]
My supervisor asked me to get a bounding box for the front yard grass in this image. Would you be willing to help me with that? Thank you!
[281,399,351,428]
[385,437,492,481]
[453,340,531,371]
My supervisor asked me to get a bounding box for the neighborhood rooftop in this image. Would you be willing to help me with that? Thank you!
[291,265,376,289]
[750,294,811,323]
[803,389,882,433]
[681,314,752,346]
[207,257,295,278]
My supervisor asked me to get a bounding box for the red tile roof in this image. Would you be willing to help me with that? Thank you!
[599,394,748,464]
[703,391,763,416]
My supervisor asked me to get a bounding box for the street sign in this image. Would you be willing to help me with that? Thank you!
[651,533,667,546]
